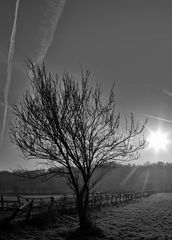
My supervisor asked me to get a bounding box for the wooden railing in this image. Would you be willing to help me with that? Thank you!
[0,191,153,211]
[0,191,153,225]
[0,194,57,211]
[87,191,151,209]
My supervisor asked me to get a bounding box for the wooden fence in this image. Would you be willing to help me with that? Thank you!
[88,191,151,209]
[0,191,153,225]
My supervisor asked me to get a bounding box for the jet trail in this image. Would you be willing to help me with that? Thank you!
[0,101,12,111]
[136,112,172,124]
[36,0,66,64]
[1,0,20,143]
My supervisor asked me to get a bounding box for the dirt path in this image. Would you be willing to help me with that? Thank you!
[1,193,172,240]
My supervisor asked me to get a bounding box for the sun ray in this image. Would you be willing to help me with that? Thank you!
[120,167,138,186]
[141,169,150,192]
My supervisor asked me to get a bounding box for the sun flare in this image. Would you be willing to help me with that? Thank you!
[147,129,169,152]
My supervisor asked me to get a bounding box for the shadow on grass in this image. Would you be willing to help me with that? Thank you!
[0,209,105,240]
[0,211,56,232]
[66,222,105,240]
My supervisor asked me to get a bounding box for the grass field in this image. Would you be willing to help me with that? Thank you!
[1,193,172,240]
[97,193,172,239]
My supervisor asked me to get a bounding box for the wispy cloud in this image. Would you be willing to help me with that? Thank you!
[1,0,20,144]
[36,0,66,64]
[163,89,172,97]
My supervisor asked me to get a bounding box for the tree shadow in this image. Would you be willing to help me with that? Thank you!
[66,223,105,240]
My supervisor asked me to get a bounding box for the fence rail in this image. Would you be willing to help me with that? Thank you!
[0,191,153,211]
[0,191,153,225]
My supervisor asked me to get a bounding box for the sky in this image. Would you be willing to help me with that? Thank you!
[1,0,172,170]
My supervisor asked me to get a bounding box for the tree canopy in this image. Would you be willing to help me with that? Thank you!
[11,60,147,229]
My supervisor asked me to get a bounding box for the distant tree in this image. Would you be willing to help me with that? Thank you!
[157,161,165,167]
[10,60,147,230]
[144,161,151,167]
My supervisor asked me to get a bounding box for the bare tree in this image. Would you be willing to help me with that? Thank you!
[10,60,147,230]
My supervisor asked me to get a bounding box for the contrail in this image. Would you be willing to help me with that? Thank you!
[36,0,66,64]
[1,0,20,143]
[129,110,172,123]
[0,45,25,75]
[0,101,12,111]
[136,112,172,124]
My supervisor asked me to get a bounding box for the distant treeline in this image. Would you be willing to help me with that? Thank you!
[0,161,172,194]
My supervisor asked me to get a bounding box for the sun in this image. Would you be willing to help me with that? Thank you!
[147,129,169,152]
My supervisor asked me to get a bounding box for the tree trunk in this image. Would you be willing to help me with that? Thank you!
[76,189,90,230]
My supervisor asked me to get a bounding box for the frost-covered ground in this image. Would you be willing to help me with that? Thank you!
[1,193,172,240]
[97,193,172,239]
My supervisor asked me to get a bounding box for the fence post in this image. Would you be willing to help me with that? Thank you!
[26,200,33,221]
[17,195,21,207]
[1,195,4,211]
